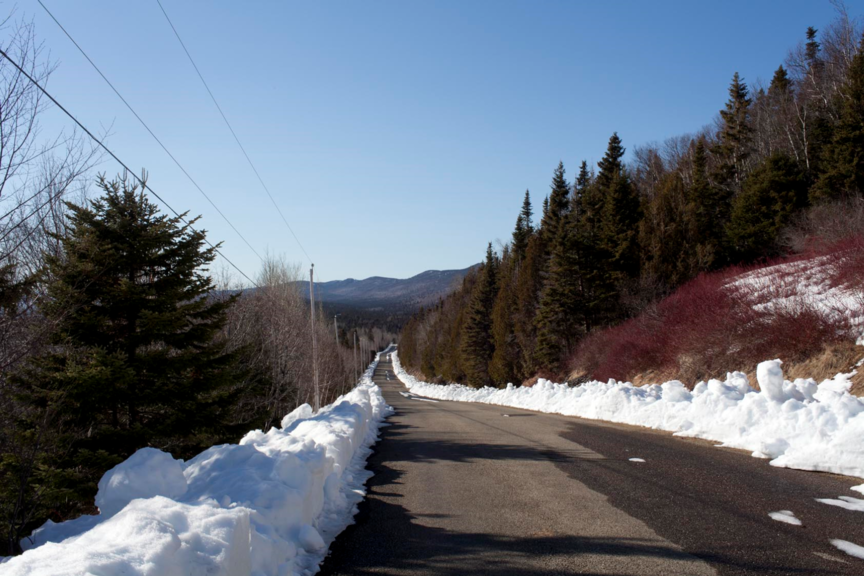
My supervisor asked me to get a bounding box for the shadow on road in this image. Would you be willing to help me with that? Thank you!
[321,410,702,576]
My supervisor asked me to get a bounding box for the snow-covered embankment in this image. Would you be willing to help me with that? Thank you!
[392,351,864,482]
[3,355,392,576]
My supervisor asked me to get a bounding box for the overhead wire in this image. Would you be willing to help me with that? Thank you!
[37,0,265,264]
[154,0,314,266]
[0,45,261,289]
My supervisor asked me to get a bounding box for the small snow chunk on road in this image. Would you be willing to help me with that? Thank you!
[851,484,864,495]
[769,510,802,526]
[816,496,864,512]
[831,539,864,560]
[629,458,646,463]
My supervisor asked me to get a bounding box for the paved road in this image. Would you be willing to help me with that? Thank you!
[321,358,864,575]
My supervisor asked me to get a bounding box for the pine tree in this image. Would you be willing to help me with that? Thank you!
[460,243,498,387]
[714,72,753,190]
[640,172,697,288]
[512,190,534,260]
[597,134,642,285]
[512,234,544,378]
[14,175,240,513]
[688,138,729,268]
[727,153,808,261]
[813,34,864,201]
[768,65,791,98]
[488,247,518,386]
[805,26,821,71]
[540,162,570,247]
[534,210,582,369]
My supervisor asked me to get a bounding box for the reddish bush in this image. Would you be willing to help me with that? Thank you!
[568,237,863,386]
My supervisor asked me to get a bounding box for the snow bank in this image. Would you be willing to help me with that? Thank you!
[392,352,864,480]
[4,354,392,576]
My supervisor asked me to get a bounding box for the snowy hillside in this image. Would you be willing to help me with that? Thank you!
[2,358,392,576]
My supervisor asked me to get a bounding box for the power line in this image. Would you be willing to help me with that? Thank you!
[37,0,265,264]
[155,0,313,265]
[0,45,261,289]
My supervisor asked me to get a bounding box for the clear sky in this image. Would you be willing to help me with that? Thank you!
[26,0,859,283]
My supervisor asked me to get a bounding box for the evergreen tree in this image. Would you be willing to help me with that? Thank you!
[688,138,729,268]
[727,153,808,261]
[714,72,753,190]
[597,134,642,285]
[512,190,534,260]
[768,65,791,98]
[540,162,570,247]
[14,175,240,514]
[512,234,544,378]
[805,26,821,71]
[534,210,582,369]
[460,243,498,387]
[488,248,518,386]
[813,35,864,201]
[640,172,697,288]
[572,160,591,216]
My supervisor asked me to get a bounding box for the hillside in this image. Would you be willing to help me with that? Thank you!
[298,266,477,310]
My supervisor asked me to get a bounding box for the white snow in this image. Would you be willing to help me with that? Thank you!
[853,484,864,495]
[816,496,864,512]
[628,458,646,463]
[392,352,864,480]
[728,254,864,334]
[768,510,802,526]
[831,539,864,560]
[4,353,392,576]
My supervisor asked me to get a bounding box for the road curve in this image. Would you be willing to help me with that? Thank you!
[320,358,864,575]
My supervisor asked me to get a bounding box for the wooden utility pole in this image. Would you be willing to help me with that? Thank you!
[353,331,358,382]
[309,264,320,411]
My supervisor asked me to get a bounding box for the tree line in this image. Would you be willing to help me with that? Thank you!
[0,18,368,555]
[399,11,864,388]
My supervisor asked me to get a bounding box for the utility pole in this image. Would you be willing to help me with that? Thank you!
[309,264,320,411]
[353,331,358,382]
[334,314,340,346]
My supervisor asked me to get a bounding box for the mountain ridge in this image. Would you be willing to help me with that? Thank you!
[298,265,477,309]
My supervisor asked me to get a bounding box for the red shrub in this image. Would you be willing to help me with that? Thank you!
[568,238,863,386]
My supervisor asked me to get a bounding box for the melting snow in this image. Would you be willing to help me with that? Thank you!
[831,539,864,560]
[768,510,802,526]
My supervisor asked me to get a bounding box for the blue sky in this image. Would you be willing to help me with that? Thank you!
[28,0,857,282]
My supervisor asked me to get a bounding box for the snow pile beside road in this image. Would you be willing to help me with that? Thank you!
[392,352,864,480]
[4,355,392,576]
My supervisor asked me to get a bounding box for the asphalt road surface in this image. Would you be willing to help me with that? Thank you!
[320,358,864,575]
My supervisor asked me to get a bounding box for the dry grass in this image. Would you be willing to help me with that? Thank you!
[622,340,864,397]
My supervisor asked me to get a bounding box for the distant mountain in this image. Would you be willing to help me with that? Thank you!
[298,266,477,310]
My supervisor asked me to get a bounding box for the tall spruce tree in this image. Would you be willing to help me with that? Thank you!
[813,34,864,200]
[597,134,642,285]
[768,65,791,98]
[715,72,753,190]
[540,162,570,247]
[534,209,582,369]
[727,153,808,261]
[488,247,518,386]
[460,243,498,387]
[688,138,728,268]
[512,190,534,260]
[14,175,240,515]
